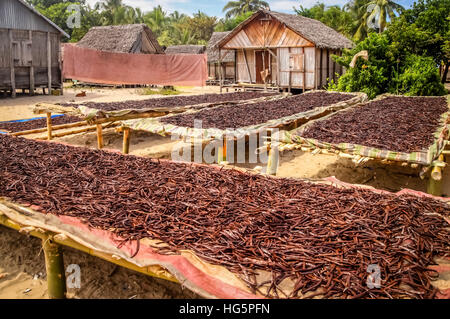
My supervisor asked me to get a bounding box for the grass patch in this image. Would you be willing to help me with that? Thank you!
[138,87,181,96]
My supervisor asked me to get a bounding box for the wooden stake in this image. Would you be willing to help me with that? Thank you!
[96,124,103,149]
[46,112,52,140]
[42,238,66,299]
[123,127,131,154]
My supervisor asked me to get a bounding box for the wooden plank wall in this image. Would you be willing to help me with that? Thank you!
[236,49,256,83]
[315,48,344,89]
[0,29,61,91]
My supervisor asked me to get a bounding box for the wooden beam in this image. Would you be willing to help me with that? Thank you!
[331,50,336,82]
[29,30,34,96]
[288,48,292,93]
[47,32,52,95]
[9,29,16,98]
[314,48,318,89]
[302,47,306,92]
[46,112,52,140]
[326,49,330,86]
[59,34,63,95]
[96,124,103,149]
[123,127,131,154]
[242,49,252,83]
[219,49,223,93]
[319,48,323,89]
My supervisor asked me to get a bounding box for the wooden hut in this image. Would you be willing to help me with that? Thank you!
[0,0,69,97]
[207,32,236,84]
[165,45,206,55]
[215,10,353,92]
[76,24,164,54]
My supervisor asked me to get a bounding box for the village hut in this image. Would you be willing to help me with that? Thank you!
[0,0,69,97]
[77,24,164,54]
[215,10,353,91]
[165,45,206,55]
[207,32,236,83]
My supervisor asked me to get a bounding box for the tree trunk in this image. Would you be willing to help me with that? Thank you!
[441,63,449,84]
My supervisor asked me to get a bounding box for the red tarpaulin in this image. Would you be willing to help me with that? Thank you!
[62,44,207,86]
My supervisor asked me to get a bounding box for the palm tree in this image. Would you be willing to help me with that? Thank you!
[344,0,371,41]
[143,5,168,38]
[223,0,270,19]
[364,0,403,33]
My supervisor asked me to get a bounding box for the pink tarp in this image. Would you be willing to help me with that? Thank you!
[62,44,207,86]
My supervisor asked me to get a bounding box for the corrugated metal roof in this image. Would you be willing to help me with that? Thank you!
[0,0,69,37]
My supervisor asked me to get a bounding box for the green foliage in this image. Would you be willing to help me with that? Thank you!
[215,11,254,32]
[222,0,269,19]
[138,87,181,96]
[397,55,446,96]
[333,33,446,98]
[294,3,355,38]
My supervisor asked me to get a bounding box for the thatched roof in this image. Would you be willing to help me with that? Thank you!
[77,24,164,54]
[165,45,206,54]
[207,32,235,63]
[217,10,353,50]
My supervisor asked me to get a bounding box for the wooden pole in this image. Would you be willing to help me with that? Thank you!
[42,238,66,299]
[123,127,131,154]
[243,49,252,83]
[219,49,223,93]
[47,32,52,95]
[302,47,306,92]
[29,30,34,96]
[9,29,16,98]
[96,124,103,149]
[46,112,52,140]
[427,155,444,196]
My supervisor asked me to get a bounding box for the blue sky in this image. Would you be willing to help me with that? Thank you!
[87,0,416,17]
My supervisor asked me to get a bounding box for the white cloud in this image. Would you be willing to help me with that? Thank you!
[269,0,348,11]
[86,0,189,13]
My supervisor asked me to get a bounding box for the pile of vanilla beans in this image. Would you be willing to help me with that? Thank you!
[0,135,448,299]
[60,91,275,112]
[162,91,355,129]
[299,96,448,153]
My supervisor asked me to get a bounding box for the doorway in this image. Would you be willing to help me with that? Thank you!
[255,50,270,84]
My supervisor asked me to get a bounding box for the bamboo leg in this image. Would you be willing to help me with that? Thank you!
[46,112,52,140]
[123,128,130,154]
[427,155,444,196]
[42,238,66,299]
[266,146,279,176]
[96,124,103,149]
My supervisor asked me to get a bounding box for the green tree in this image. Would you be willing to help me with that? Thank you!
[332,33,445,98]
[144,5,168,38]
[222,0,269,19]
[215,11,254,32]
[363,0,404,33]
[294,3,355,38]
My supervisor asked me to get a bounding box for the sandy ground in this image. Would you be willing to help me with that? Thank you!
[0,85,449,298]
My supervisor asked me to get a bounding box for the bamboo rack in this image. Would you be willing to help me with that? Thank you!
[0,204,180,299]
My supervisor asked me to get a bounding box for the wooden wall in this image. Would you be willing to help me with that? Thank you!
[315,48,343,89]
[208,62,235,80]
[0,28,62,95]
[222,15,314,49]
